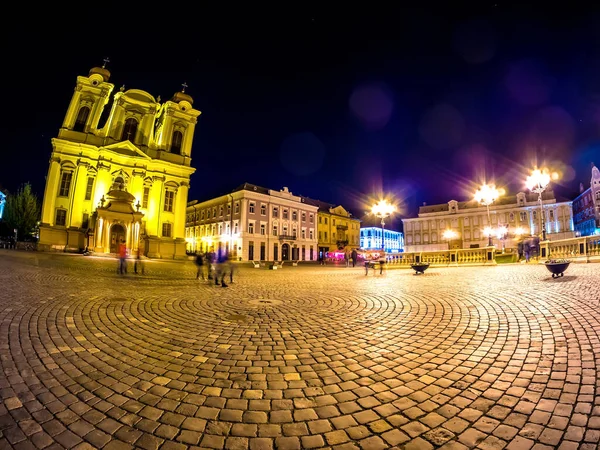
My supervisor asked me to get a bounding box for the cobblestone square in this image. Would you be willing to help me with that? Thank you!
[1,250,600,449]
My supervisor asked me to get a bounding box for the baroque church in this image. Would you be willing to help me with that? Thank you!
[39,61,201,258]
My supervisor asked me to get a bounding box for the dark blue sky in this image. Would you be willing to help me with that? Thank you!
[2,5,600,230]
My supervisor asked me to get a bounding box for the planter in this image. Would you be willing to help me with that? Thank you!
[411,263,430,274]
[544,260,571,278]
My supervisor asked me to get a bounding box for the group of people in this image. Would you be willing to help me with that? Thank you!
[195,244,235,287]
[118,240,144,275]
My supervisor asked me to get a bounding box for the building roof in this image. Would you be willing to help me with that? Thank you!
[300,197,336,211]
[232,182,270,195]
[417,190,559,215]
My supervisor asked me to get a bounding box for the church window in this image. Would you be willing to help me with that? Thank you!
[74,106,90,132]
[162,223,172,238]
[58,172,72,197]
[171,130,183,154]
[164,191,174,212]
[84,177,94,200]
[142,187,150,208]
[55,209,67,226]
[121,118,138,142]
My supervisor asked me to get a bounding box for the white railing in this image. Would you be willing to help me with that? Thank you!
[385,246,495,267]
[541,235,600,262]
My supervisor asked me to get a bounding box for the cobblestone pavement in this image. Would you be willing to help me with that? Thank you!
[1,250,600,450]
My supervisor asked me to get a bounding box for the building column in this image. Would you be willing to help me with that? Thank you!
[41,157,61,225]
[95,217,104,251]
[174,182,189,239]
[69,162,89,228]
[146,176,164,236]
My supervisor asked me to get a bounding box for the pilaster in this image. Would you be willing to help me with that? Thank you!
[146,176,165,236]
[41,157,61,224]
[174,182,189,239]
[69,162,89,228]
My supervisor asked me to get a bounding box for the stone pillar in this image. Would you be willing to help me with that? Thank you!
[174,182,189,239]
[95,217,104,252]
[69,162,89,228]
[94,163,112,208]
[41,157,61,225]
[146,176,164,236]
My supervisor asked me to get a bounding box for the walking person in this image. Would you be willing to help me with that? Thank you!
[134,245,144,275]
[351,249,358,268]
[118,240,127,275]
[195,250,205,280]
[206,247,215,280]
[215,244,228,287]
[227,249,236,284]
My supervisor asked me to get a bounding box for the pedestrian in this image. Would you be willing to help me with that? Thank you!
[206,247,215,280]
[118,240,127,275]
[134,245,144,275]
[351,249,358,267]
[378,250,386,275]
[215,244,228,287]
[227,249,236,284]
[195,250,205,280]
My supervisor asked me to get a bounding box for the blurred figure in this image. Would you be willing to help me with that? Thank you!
[378,251,386,275]
[351,249,358,267]
[118,240,127,275]
[206,247,216,280]
[195,250,205,280]
[227,249,236,283]
[134,244,144,275]
[215,244,228,287]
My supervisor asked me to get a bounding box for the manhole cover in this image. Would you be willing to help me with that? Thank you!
[247,299,283,307]
[225,314,248,322]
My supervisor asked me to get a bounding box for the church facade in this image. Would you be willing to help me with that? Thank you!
[38,63,200,259]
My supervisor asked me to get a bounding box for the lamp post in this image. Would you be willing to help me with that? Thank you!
[442,229,457,250]
[525,168,551,241]
[475,184,501,247]
[371,200,395,252]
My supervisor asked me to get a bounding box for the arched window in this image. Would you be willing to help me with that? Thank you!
[171,130,183,154]
[73,106,90,132]
[121,118,138,142]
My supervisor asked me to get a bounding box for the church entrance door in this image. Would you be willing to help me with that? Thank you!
[110,224,126,253]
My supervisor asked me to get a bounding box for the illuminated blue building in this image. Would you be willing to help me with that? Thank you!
[0,190,6,221]
[360,227,404,253]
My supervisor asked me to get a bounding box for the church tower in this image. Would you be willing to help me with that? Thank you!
[39,62,201,259]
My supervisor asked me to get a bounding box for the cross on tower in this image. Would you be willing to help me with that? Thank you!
[181,82,188,93]
[102,57,110,68]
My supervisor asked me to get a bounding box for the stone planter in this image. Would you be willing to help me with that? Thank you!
[411,263,430,274]
[544,261,571,278]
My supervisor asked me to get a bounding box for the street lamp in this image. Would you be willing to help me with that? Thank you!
[371,200,395,252]
[474,184,501,246]
[442,229,457,250]
[525,167,551,241]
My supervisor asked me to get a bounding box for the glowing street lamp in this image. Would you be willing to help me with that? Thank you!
[442,229,457,250]
[474,184,502,246]
[372,200,395,252]
[525,167,552,241]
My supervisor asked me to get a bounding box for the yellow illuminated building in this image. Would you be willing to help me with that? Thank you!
[301,198,361,259]
[39,62,200,258]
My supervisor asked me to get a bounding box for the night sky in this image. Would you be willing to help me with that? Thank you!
[2,5,600,231]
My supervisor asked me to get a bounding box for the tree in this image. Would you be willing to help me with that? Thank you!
[3,183,40,241]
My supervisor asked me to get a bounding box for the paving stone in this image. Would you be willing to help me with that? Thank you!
[2,253,600,449]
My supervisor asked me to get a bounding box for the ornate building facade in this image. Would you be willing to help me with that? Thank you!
[573,164,600,236]
[185,184,319,262]
[300,199,361,260]
[39,63,200,258]
[360,227,404,253]
[402,191,574,253]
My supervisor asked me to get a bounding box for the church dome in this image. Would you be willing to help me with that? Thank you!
[171,90,194,105]
[89,66,111,82]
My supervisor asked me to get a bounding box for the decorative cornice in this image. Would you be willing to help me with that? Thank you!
[98,162,111,172]
[132,169,146,178]
[153,175,166,183]
[50,156,61,164]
